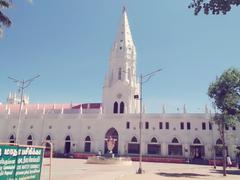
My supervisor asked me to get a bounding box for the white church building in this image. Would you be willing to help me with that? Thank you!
[0,8,239,163]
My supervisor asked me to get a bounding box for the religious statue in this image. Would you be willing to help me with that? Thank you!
[106,136,116,154]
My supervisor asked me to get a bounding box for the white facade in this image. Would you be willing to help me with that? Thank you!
[0,8,239,161]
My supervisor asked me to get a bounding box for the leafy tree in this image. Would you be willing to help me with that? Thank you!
[189,0,240,15]
[0,0,12,37]
[208,68,240,176]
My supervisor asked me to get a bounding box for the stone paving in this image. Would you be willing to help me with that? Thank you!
[41,158,240,180]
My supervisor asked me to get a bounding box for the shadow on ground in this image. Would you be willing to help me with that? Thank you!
[211,169,240,175]
[156,172,209,178]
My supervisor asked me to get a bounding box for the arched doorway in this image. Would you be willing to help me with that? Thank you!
[84,136,91,153]
[190,138,205,159]
[104,128,119,154]
[64,136,71,154]
[215,138,228,157]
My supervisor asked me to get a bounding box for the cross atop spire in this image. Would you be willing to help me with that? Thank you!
[122,6,126,13]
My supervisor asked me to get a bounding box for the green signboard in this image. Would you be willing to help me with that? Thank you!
[0,145,17,180]
[0,144,44,180]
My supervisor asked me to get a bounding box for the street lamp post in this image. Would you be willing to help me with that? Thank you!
[211,106,217,169]
[137,73,144,174]
[8,75,40,144]
[210,116,216,169]
[136,69,162,174]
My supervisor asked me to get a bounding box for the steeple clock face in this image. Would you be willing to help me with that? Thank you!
[116,93,122,99]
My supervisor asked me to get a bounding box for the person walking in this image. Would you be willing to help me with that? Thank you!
[227,155,232,168]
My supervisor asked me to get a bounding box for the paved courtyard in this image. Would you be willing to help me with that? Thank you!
[41,158,240,180]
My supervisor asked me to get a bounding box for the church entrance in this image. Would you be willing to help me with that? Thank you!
[190,145,205,159]
[190,138,204,159]
[104,128,119,155]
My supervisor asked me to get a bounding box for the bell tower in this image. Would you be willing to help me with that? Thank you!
[102,7,140,114]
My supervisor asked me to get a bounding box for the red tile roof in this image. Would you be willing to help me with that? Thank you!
[72,103,102,109]
[0,102,102,113]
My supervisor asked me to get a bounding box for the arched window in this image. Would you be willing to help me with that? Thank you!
[65,136,71,141]
[46,135,51,141]
[120,102,124,114]
[27,135,33,145]
[118,68,122,80]
[9,134,15,143]
[85,136,91,153]
[148,137,160,155]
[128,136,139,154]
[216,139,223,145]
[126,122,130,129]
[151,137,157,143]
[131,136,138,143]
[64,135,71,154]
[193,138,201,144]
[172,138,179,144]
[145,122,149,129]
[113,102,118,114]
[168,137,182,156]
[85,136,91,141]
[45,135,52,153]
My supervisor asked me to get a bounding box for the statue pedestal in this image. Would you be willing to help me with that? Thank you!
[104,152,115,158]
[86,156,132,166]
[87,136,132,165]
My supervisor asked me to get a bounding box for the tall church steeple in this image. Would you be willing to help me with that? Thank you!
[102,7,140,114]
[112,7,136,62]
[111,6,136,59]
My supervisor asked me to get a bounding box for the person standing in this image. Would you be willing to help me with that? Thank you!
[237,152,240,169]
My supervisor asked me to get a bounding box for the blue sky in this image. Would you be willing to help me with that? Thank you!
[0,0,240,113]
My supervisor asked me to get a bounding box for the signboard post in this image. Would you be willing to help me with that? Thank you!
[0,144,44,180]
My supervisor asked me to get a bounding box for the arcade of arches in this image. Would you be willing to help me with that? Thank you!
[8,133,229,159]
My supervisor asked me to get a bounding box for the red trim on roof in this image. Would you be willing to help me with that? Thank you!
[72,104,81,109]
[89,103,101,109]
[82,104,88,109]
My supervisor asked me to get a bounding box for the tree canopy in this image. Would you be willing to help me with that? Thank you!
[208,68,240,124]
[189,0,240,15]
[0,0,12,37]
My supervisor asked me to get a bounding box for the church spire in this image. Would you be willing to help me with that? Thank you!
[103,7,140,114]
[112,6,135,57]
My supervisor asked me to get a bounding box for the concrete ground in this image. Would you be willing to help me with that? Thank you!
[41,158,240,180]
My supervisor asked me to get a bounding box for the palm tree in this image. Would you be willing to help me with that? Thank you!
[0,0,11,37]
